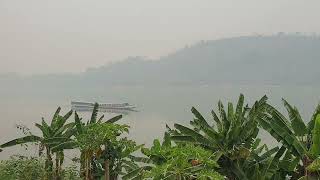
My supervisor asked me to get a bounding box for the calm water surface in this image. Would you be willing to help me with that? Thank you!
[1,85,319,163]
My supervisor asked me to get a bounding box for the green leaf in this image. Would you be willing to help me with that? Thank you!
[123,166,152,180]
[97,115,105,123]
[311,114,320,157]
[105,115,123,124]
[128,155,151,163]
[227,102,234,122]
[263,146,286,176]
[51,107,61,126]
[90,103,99,124]
[170,135,196,143]
[230,162,249,180]
[42,137,70,145]
[41,118,53,137]
[174,124,213,147]
[62,110,73,121]
[74,112,83,134]
[35,123,50,138]
[257,115,305,157]
[218,101,229,133]
[53,122,75,137]
[53,109,73,131]
[51,141,78,152]
[162,132,171,147]
[252,138,261,150]
[211,110,223,132]
[1,135,42,148]
[308,104,320,133]
[282,99,307,136]
[259,146,279,162]
[235,94,244,119]
[191,107,211,129]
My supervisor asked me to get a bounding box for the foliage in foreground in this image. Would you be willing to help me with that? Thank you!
[123,132,224,179]
[0,107,74,179]
[1,95,320,180]
[169,94,282,179]
[142,142,224,179]
[0,155,79,180]
[258,99,320,179]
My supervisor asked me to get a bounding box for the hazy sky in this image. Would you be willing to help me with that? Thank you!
[1,0,320,75]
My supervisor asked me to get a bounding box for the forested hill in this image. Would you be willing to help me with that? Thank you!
[2,34,320,89]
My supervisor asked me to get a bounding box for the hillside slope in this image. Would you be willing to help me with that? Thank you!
[1,34,320,89]
[84,35,320,85]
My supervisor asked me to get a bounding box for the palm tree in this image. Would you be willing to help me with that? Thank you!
[0,107,74,179]
[168,94,283,179]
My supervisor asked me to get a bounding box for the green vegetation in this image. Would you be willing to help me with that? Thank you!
[1,95,320,179]
[169,94,282,179]
[0,155,79,180]
[0,107,74,179]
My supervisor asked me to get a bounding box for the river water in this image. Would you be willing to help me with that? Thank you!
[0,84,319,163]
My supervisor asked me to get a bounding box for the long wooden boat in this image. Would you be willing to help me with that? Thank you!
[71,101,136,110]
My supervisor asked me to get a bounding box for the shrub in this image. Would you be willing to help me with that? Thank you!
[0,155,46,180]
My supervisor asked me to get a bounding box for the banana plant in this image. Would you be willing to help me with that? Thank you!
[122,133,171,180]
[168,94,284,179]
[259,99,320,178]
[0,107,74,179]
[92,138,143,180]
[52,103,125,180]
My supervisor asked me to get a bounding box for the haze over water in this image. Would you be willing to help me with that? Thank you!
[1,0,320,169]
[1,84,319,163]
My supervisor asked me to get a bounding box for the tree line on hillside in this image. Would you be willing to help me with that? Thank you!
[1,94,320,180]
[1,35,320,90]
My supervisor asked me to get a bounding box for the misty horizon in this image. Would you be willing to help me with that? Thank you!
[1,1,320,179]
[1,0,320,75]
[1,33,320,77]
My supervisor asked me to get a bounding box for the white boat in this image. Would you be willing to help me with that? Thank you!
[71,101,136,110]
[73,107,137,114]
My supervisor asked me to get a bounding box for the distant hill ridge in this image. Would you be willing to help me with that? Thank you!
[83,34,320,85]
[1,34,320,89]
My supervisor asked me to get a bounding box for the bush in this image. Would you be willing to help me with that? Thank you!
[0,155,46,180]
[0,155,81,180]
[61,164,81,180]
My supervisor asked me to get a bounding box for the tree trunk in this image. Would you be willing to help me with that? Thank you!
[55,153,59,180]
[110,175,118,180]
[46,147,53,180]
[105,160,110,180]
[176,174,181,180]
[85,153,90,180]
[86,159,90,180]
[80,152,85,178]
[303,155,312,178]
